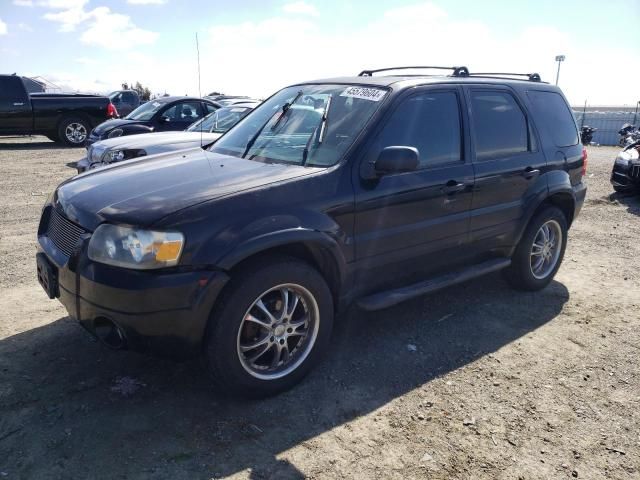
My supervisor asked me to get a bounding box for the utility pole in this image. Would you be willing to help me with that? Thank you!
[555,55,565,86]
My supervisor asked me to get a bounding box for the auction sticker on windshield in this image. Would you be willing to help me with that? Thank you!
[340,86,386,102]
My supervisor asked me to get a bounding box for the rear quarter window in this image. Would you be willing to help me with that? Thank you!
[527,90,579,147]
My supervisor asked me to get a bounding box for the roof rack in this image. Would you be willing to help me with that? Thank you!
[467,72,542,82]
[358,66,470,77]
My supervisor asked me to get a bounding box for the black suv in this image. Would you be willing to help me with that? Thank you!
[36,66,587,397]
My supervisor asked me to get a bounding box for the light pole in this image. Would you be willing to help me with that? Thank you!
[633,100,639,126]
[555,55,565,86]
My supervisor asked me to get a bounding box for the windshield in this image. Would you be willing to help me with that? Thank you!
[187,106,253,133]
[125,100,166,121]
[210,84,387,167]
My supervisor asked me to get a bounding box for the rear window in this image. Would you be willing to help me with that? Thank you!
[0,76,27,100]
[527,90,579,147]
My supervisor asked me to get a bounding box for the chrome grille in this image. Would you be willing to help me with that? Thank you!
[630,163,640,179]
[46,208,87,257]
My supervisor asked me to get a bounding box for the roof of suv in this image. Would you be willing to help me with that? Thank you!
[299,75,552,89]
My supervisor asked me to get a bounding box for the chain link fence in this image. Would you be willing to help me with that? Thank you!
[572,105,639,146]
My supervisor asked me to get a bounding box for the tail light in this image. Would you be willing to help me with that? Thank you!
[107,102,118,118]
[581,147,588,176]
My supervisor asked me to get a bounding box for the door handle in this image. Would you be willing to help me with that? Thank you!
[522,167,540,179]
[442,180,466,194]
[13,102,24,106]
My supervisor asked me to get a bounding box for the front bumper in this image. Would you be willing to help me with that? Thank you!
[611,162,640,191]
[37,215,229,358]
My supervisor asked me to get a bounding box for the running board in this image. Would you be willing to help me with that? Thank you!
[357,258,511,311]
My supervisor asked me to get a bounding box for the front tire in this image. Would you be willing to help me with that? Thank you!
[504,206,568,291]
[57,116,90,147]
[203,256,334,398]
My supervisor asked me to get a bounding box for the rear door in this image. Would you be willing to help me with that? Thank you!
[464,86,547,254]
[353,86,475,293]
[0,76,32,134]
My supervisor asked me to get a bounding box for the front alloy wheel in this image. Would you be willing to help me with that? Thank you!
[204,257,333,398]
[237,284,319,380]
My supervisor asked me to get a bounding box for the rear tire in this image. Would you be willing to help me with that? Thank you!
[57,116,90,147]
[203,256,334,398]
[504,206,568,291]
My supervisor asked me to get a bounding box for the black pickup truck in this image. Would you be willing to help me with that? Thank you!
[0,74,116,146]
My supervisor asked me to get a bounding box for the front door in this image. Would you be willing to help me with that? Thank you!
[352,87,474,294]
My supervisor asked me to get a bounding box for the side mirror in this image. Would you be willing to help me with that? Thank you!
[374,146,419,175]
[159,115,170,123]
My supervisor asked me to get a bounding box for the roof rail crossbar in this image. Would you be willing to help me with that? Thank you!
[468,72,542,82]
[358,66,470,77]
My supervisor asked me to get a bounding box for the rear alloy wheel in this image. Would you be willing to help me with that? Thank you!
[504,206,568,291]
[57,117,89,147]
[204,257,333,398]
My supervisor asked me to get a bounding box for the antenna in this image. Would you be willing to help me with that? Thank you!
[196,32,204,147]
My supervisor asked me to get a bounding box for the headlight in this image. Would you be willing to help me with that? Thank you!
[615,156,629,167]
[88,224,184,269]
[107,128,124,138]
[102,149,146,164]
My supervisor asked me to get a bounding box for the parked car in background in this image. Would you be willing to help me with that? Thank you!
[76,102,258,172]
[0,74,116,146]
[36,66,587,398]
[108,90,141,117]
[86,96,221,147]
[611,139,640,193]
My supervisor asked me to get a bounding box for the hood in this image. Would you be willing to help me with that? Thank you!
[89,131,222,156]
[92,118,149,136]
[55,149,320,230]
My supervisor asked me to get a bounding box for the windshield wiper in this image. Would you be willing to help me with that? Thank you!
[241,90,303,159]
[302,95,332,166]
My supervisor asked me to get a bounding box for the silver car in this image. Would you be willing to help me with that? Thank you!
[76,102,258,173]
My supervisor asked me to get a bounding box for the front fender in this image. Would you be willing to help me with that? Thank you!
[217,228,347,284]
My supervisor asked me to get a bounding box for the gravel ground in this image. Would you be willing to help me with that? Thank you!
[0,137,638,480]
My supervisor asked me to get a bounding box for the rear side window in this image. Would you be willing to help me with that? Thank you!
[0,76,27,101]
[376,91,462,168]
[470,91,529,161]
[527,90,579,147]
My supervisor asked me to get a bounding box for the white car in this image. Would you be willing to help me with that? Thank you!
[76,102,258,173]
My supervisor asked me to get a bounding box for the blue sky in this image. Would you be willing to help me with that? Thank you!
[0,0,638,105]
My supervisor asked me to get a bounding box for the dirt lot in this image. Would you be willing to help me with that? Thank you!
[0,137,638,480]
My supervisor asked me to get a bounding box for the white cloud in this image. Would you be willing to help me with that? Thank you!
[13,0,34,6]
[194,1,639,105]
[282,1,319,17]
[38,0,88,8]
[127,0,167,4]
[40,1,158,49]
[0,18,7,35]
[80,7,159,49]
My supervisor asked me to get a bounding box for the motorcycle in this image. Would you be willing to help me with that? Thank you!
[580,125,597,145]
[618,123,640,147]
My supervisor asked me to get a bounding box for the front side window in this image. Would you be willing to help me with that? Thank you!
[161,101,202,122]
[527,90,579,147]
[210,84,387,167]
[374,91,462,168]
[470,91,529,160]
